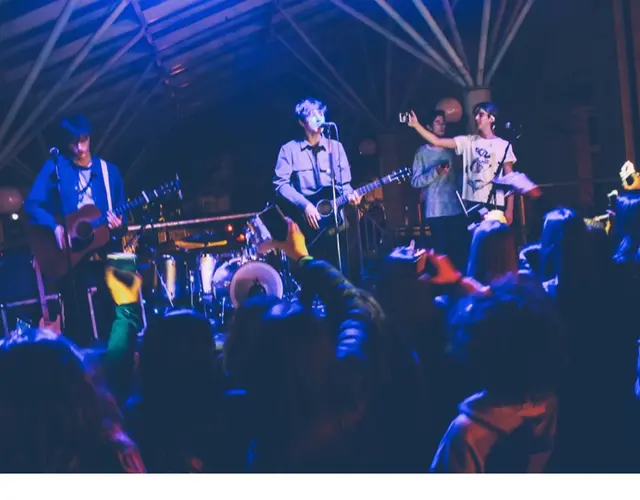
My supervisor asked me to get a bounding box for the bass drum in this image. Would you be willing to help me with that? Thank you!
[212,258,283,308]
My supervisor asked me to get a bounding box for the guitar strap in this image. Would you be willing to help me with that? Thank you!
[100,159,113,211]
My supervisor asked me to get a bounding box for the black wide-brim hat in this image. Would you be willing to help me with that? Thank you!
[60,114,92,139]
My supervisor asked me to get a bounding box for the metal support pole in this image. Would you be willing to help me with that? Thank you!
[130,0,179,112]
[328,0,464,86]
[97,60,156,152]
[488,0,507,61]
[0,30,145,169]
[104,79,164,155]
[275,34,360,114]
[485,0,536,84]
[476,0,492,85]
[0,0,78,148]
[412,0,474,86]
[277,5,383,129]
[1,0,131,163]
[373,0,457,80]
[441,0,470,72]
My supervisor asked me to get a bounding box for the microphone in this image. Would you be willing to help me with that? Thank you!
[504,121,523,139]
[49,147,60,156]
[320,121,336,129]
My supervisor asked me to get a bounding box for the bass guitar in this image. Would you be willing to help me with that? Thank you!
[27,176,181,279]
[280,166,412,245]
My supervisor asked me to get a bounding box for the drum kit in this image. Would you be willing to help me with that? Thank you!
[136,214,299,326]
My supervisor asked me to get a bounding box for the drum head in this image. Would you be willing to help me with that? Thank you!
[229,261,283,308]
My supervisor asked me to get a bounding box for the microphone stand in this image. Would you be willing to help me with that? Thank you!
[51,149,79,331]
[323,124,343,274]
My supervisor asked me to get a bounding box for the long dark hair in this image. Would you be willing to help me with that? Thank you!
[467,219,518,285]
[0,330,124,472]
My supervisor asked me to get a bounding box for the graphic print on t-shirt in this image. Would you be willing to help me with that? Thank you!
[467,146,493,193]
[454,135,517,207]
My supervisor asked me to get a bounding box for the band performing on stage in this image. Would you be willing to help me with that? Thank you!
[18,97,525,349]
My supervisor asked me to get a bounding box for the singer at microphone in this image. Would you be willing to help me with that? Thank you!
[273,97,362,272]
[23,113,130,349]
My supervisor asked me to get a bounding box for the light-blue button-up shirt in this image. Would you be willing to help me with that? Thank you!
[273,137,354,209]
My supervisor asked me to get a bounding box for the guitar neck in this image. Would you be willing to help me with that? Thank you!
[335,175,394,207]
[90,190,156,229]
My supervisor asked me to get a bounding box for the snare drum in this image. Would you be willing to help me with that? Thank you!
[155,254,188,303]
[196,252,217,296]
[212,258,283,308]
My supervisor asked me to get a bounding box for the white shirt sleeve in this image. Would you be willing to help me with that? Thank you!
[454,135,472,157]
[504,142,517,164]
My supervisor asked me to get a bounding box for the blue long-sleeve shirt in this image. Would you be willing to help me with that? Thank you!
[24,154,127,240]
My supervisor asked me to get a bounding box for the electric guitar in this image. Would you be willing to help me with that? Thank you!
[280,166,412,245]
[27,176,181,279]
[32,258,61,333]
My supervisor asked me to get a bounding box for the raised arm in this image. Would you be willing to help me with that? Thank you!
[408,111,457,150]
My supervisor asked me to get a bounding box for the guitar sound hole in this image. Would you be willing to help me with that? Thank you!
[75,221,94,240]
[316,200,333,217]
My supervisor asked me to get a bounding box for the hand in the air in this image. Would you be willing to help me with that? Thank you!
[347,193,362,206]
[304,203,322,230]
[419,250,462,286]
[407,110,420,129]
[106,211,123,230]
[262,218,309,262]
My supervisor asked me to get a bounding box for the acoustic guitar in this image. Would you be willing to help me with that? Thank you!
[27,176,181,279]
[279,166,412,246]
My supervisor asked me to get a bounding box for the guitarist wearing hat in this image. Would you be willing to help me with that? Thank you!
[273,98,362,271]
[24,114,127,347]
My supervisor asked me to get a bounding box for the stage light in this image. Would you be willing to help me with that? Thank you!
[11,213,18,220]
[226,224,233,232]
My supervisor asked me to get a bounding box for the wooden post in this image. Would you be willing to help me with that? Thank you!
[630,0,640,156]
[612,0,635,163]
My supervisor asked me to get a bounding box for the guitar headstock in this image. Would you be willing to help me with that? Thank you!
[155,174,182,198]
[389,166,412,184]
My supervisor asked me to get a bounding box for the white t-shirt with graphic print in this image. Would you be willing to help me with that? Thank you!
[453,135,517,207]
[77,166,94,209]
